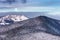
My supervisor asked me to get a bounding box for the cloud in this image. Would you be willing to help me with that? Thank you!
[15,7,55,12]
[0,7,55,12]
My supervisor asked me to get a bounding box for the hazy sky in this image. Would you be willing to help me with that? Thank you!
[0,0,60,20]
[27,0,60,6]
[0,0,60,6]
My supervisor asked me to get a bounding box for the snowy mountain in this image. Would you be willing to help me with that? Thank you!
[0,15,28,25]
[0,16,60,40]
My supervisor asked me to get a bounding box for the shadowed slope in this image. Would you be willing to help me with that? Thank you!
[0,16,60,40]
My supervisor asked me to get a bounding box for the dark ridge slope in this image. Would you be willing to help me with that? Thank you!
[0,16,60,40]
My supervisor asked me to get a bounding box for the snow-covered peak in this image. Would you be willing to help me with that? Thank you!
[4,15,28,22]
[0,15,29,25]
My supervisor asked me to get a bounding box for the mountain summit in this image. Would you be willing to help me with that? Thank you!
[0,16,60,40]
[0,15,28,25]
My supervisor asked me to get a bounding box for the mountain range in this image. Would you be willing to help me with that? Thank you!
[0,15,60,40]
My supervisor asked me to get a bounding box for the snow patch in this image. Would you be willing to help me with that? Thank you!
[0,15,28,25]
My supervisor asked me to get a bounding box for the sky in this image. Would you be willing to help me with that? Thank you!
[27,0,60,6]
[0,0,60,20]
[0,0,60,6]
[21,0,60,20]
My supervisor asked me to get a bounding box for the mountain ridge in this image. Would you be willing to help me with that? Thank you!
[0,16,60,40]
